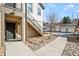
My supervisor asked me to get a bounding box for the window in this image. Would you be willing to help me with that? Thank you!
[28,3,33,13]
[21,3,22,11]
[5,3,16,8]
[37,8,41,16]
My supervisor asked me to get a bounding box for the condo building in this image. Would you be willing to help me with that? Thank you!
[0,3,44,55]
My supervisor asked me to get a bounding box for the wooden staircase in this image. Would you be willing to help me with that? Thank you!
[27,13,43,36]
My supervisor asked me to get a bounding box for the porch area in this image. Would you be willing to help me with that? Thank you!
[5,14,22,41]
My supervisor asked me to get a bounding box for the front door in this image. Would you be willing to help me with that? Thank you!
[5,22,15,40]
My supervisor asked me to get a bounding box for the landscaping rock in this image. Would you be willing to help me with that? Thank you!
[62,34,79,56]
[26,34,57,51]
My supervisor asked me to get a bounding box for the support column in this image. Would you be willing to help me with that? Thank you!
[22,4,26,42]
[25,3,28,41]
[22,16,26,42]
[0,12,2,48]
[0,12,5,56]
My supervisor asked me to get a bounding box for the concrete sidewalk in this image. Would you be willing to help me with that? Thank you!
[35,36,67,56]
[5,36,67,56]
[5,41,36,56]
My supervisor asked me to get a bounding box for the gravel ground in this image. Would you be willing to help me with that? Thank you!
[62,34,79,56]
[26,34,57,51]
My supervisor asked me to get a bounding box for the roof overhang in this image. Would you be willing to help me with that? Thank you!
[39,3,45,9]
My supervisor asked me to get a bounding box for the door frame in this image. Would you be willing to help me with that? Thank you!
[5,21,16,40]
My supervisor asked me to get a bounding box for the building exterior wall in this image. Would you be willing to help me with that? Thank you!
[0,4,24,55]
[0,12,5,56]
[16,3,22,9]
[0,3,44,55]
[27,3,44,33]
[22,3,26,42]
[31,4,43,27]
[0,12,2,48]
[5,14,22,40]
[16,22,22,39]
[0,4,23,17]
[28,23,40,37]
[0,3,26,42]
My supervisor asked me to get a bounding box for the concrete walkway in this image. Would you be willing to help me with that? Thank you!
[5,41,36,56]
[5,36,67,56]
[35,36,67,56]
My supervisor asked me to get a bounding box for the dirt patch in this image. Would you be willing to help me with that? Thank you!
[26,34,57,51]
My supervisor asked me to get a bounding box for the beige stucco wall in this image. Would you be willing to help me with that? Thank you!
[16,3,22,9]
[0,12,5,47]
[0,3,26,55]
[0,12,5,56]
[22,3,26,42]
[0,3,44,42]
[0,3,26,42]
[0,12,2,47]
[1,3,22,10]
[0,5,23,17]
[16,22,22,39]
[0,3,44,55]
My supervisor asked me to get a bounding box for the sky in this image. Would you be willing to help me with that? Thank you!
[44,3,79,23]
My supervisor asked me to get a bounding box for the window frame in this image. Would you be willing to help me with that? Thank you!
[5,3,16,8]
[37,7,41,16]
[28,3,33,13]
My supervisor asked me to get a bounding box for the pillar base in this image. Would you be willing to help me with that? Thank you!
[0,46,6,56]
